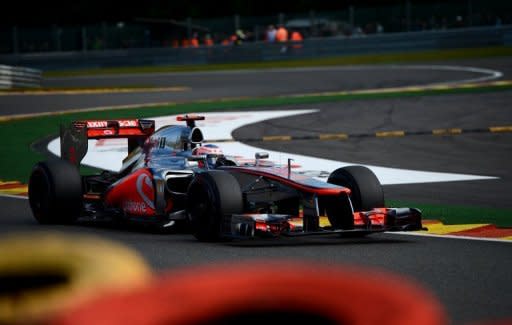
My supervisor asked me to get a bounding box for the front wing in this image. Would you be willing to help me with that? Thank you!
[226,207,423,239]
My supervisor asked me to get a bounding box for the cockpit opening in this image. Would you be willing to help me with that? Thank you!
[190,127,204,144]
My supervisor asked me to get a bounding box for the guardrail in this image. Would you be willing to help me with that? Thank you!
[0,25,511,72]
[0,65,42,89]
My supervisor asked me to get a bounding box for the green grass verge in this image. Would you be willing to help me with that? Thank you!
[387,200,512,227]
[44,46,512,77]
[1,83,511,227]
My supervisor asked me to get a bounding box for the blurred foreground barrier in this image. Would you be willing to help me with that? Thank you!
[0,65,41,89]
[49,260,448,325]
[0,232,151,324]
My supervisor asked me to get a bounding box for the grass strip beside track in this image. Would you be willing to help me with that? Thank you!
[1,84,512,227]
[387,200,512,228]
[44,46,512,77]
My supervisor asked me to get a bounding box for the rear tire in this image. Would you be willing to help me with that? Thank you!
[187,171,243,242]
[28,160,83,224]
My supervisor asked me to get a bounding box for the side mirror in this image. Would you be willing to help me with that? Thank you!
[255,152,269,160]
[255,152,269,167]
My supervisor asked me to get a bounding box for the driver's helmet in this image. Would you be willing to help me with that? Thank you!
[192,144,223,156]
[192,144,224,168]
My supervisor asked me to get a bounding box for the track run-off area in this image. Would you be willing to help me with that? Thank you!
[1,56,511,324]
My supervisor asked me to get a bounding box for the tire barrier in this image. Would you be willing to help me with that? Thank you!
[49,260,448,325]
[0,231,151,324]
[0,64,42,89]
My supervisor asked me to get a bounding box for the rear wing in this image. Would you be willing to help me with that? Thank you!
[60,119,155,166]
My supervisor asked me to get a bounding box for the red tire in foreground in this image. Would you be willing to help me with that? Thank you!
[49,259,448,325]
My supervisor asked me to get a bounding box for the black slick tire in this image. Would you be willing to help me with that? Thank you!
[28,159,83,224]
[187,171,243,242]
[327,165,384,212]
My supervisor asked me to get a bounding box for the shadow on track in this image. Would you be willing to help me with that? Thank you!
[223,234,411,248]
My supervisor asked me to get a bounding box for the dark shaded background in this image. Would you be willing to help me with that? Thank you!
[5,0,510,25]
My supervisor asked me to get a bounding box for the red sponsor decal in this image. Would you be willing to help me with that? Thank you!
[105,169,156,217]
[87,121,108,128]
[118,120,138,127]
[123,201,149,214]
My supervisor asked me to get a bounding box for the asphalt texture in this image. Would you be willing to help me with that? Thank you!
[1,56,511,325]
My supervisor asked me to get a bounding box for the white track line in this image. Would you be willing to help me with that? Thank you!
[0,194,28,200]
[44,64,503,83]
[390,65,503,85]
[388,231,512,243]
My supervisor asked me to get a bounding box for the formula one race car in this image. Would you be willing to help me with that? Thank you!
[28,114,423,241]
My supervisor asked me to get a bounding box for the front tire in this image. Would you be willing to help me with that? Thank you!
[327,165,384,212]
[187,171,243,242]
[326,166,384,230]
[28,159,83,224]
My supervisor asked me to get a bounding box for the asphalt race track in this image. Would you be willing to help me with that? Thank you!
[1,57,511,324]
[1,57,512,116]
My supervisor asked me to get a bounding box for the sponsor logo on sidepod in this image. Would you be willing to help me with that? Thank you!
[123,173,155,214]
